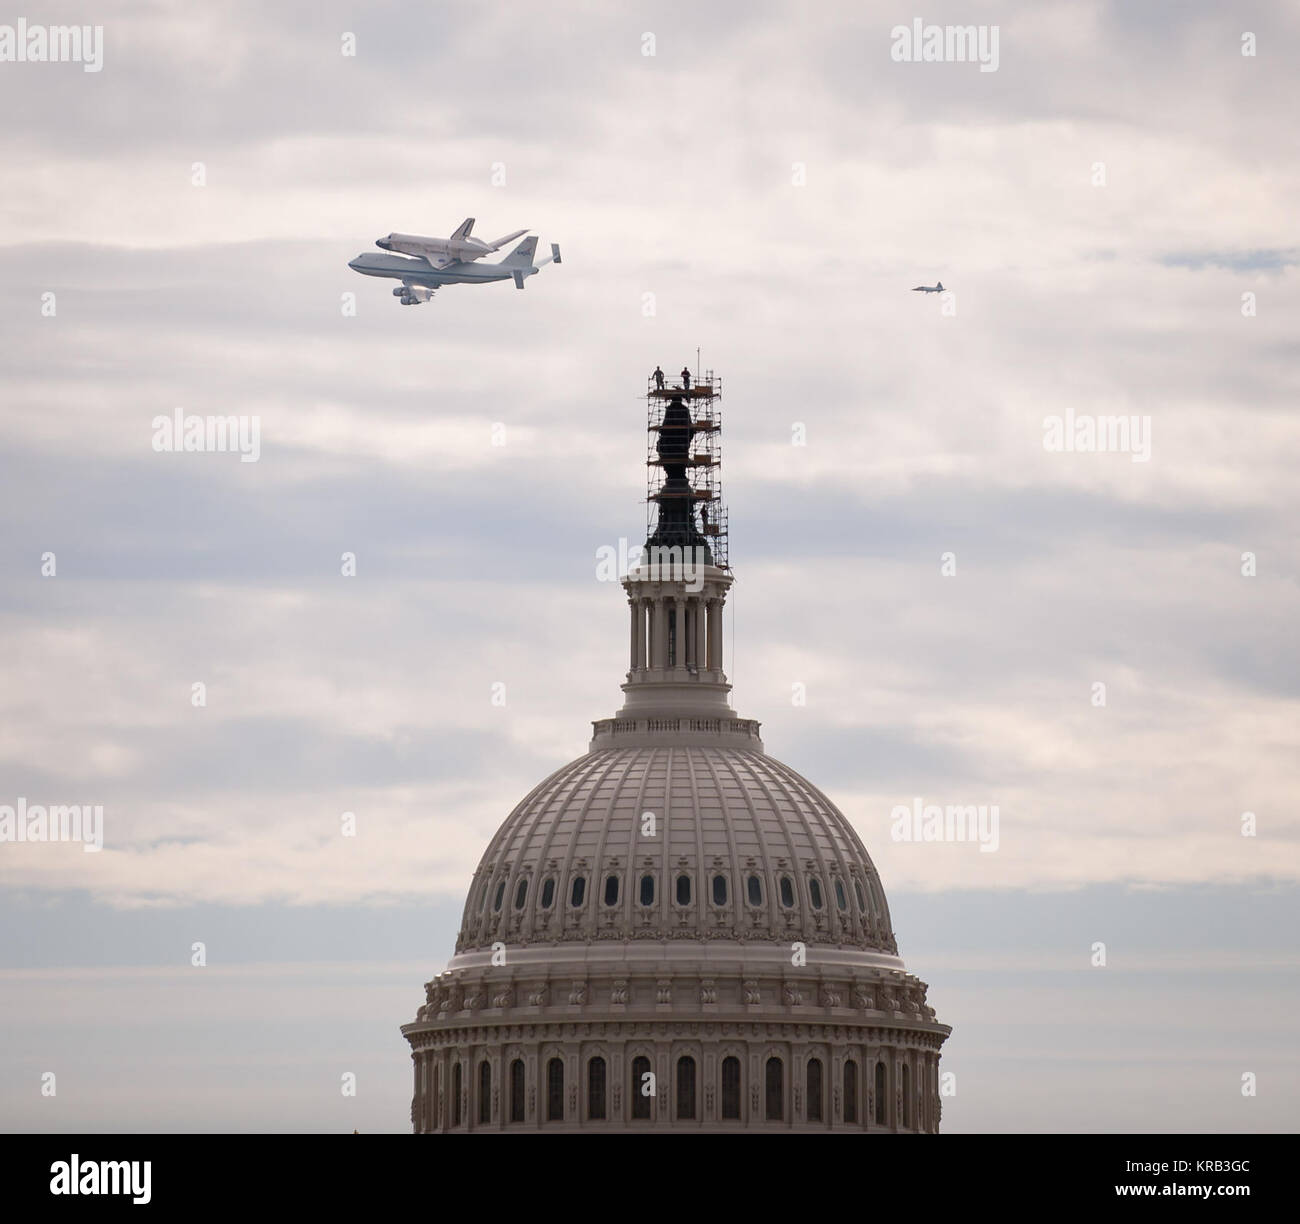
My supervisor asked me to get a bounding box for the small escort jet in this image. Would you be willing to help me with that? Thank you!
[912,281,945,294]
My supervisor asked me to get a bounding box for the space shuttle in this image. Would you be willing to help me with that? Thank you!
[374,219,529,269]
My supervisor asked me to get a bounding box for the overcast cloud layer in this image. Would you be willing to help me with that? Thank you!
[1,0,1297,1132]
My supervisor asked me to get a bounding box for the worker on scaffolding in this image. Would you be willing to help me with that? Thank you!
[652,365,665,390]
[680,366,692,392]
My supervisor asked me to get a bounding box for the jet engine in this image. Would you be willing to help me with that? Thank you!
[397,285,436,306]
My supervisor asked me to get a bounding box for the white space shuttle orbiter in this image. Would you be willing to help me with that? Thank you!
[375,219,529,270]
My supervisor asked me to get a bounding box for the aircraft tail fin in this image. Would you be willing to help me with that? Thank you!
[500,235,539,267]
[451,218,475,241]
[488,228,528,250]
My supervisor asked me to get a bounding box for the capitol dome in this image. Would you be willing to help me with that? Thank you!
[456,745,900,956]
[402,374,950,1132]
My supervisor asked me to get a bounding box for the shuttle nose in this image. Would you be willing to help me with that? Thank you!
[376,238,393,250]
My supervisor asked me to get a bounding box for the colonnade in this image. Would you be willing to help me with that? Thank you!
[628,593,724,673]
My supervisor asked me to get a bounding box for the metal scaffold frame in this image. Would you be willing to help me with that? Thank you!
[645,369,728,571]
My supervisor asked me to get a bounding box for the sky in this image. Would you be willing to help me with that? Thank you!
[1,0,1297,1133]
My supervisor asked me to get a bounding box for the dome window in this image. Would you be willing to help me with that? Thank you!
[631,1056,652,1120]
[513,879,528,910]
[540,878,555,909]
[844,1059,859,1124]
[639,874,655,906]
[779,876,795,908]
[711,874,728,905]
[676,1055,697,1119]
[807,1057,823,1122]
[570,876,586,907]
[478,1060,492,1124]
[587,1056,607,1121]
[509,1059,525,1122]
[603,874,620,906]
[721,1056,742,1120]
[809,878,823,910]
[746,875,763,906]
[493,881,505,912]
[834,879,847,911]
[764,1056,784,1121]
[547,1058,564,1122]
[854,879,867,911]
[675,874,692,906]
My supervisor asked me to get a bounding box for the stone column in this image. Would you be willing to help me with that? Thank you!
[628,597,638,670]
[694,598,707,671]
[414,1052,424,1133]
[707,598,722,673]
[652,597,667,670]
[430,1055,440,1132]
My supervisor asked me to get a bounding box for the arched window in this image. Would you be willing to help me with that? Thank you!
[747,875,763,906]
[854,879,867,911]
[676,1055,696,1119]
[675,874,692,906]
[779,876,795,908]
[902,1063,912,1128]
[639,874,655,906]
[844,1059,859,1123]
[509,1058,525,1122]
[874,1061,887,1125]
[631,1055,652,1120]
[806,1057,823,1122]
[712,874,728,905]
[588,1056,607,1120]
[721,1056,741,1120]
[492,881,505,912]
[834,879,847,911]
[452,1061,462,1127]
[478,1060,491,1124]
[808,878,823,910]
[513,878,528,910]
[540,877,555,909]
[764,1056,784,1121]
[603,874,620,906]
[570,875,586,907]
[546,1057,564,1122]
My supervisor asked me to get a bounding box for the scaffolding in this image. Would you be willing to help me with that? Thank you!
[645,369,729,571]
